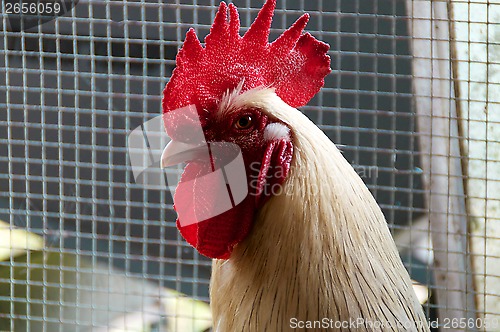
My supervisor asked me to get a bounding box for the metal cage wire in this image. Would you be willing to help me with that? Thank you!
[0,0,497,330]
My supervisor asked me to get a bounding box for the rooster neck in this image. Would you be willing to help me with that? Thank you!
[209,92,428,331]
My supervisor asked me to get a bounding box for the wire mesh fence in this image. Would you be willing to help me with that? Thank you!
[0,0,497,331]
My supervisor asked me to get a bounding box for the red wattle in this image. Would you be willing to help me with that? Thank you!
[174,137,292,260]
[175,162,255,259]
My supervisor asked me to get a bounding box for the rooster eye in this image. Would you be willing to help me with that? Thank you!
[235,115,253,130]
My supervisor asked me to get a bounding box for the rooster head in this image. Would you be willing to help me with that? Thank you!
[161,0,330,259]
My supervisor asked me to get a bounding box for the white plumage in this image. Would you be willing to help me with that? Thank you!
[210,88,429,332]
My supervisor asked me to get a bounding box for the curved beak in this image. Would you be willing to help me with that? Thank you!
[160,140,209,168]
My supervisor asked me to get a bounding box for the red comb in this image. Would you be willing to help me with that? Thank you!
[162,0,331,115]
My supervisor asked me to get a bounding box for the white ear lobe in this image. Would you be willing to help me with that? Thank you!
[263,123,290,141]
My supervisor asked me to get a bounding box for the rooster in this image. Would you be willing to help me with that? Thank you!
[160,1,430,331]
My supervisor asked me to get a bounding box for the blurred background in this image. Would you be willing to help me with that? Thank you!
[0,0,498,331]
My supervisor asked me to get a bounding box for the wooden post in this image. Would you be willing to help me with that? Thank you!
[406,1,477,330]
[450,0,500,325]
